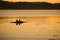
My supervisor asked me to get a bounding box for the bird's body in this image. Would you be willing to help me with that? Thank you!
[10,19,25,25]
[11,21,24,23]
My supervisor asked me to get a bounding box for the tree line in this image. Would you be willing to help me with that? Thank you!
[0,0,60,9]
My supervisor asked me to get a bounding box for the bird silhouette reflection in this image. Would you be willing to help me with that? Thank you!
[10,19,25,25]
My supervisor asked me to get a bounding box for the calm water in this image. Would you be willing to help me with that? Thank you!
[0,10,60,40]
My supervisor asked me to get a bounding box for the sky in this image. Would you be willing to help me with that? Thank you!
[3,0,60,3]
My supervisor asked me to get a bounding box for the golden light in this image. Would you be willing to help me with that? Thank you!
[3,0,60,3]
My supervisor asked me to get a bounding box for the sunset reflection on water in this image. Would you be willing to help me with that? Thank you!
[0,16,60,39]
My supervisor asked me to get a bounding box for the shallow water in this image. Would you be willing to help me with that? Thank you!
[0,10,60,40]
[0,37,60,40]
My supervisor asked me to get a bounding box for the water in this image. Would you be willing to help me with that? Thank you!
[0,10,60,40]
[0,10,60,17]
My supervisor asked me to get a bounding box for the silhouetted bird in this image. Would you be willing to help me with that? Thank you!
[11,19,25,25]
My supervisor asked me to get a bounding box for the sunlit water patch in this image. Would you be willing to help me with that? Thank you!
[0,16,60,40]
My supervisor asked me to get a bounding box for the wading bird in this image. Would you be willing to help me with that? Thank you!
[10,19,25,25]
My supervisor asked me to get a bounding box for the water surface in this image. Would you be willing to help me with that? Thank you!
[0,10,60,40]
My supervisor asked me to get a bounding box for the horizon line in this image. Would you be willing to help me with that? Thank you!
[2,0,59,4]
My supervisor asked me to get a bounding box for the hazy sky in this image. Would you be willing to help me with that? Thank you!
[3,0,60,3]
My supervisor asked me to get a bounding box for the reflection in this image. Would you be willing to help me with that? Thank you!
[56,22,60,23]
[48,39,55,40]
[10,19,25,25]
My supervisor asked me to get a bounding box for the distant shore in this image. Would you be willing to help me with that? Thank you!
[0,1,60,9]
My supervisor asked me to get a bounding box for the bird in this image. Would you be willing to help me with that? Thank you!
[10,19,25,25]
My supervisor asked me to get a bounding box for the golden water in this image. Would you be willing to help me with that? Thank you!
[0,16,60,39]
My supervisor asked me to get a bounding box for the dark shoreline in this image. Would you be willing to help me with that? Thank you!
[0,8,60,10]
[0,1,60,9]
